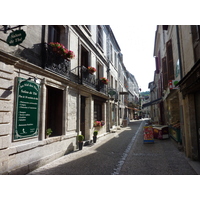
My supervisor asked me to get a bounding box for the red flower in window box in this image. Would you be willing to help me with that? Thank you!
[100,77,109,84]
[49,42,75,60]
[88,66,96,74]
[94,120,105,127]
[94,121,102,127]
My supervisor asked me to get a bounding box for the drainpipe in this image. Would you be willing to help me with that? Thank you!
[176,25,183,79]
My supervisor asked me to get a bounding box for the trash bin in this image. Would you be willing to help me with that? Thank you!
[143,126,154,144]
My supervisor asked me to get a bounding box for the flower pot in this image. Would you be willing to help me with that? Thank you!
[78,142,83,150]
[93,136,97,143]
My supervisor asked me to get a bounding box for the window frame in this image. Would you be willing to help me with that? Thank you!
[48,25,60,43]
[97,25,103,49]
[94,100,103,121]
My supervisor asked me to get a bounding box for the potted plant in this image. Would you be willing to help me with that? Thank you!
[100,77,109,84]
[77,134,84,150]
[87,66,96,74]
[93,130,98,143]
[46,128,52,138]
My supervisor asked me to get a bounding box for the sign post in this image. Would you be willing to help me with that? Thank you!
[14,77,40,140]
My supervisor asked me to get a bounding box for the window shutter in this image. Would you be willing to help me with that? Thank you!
[166,39,174,80]
[162,57,168,90]
[97,25,103,48]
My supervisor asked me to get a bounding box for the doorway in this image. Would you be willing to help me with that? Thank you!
[46,86,63,137]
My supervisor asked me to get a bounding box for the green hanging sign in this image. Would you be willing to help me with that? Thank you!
[14,77,40,140]
[6,29,26,46]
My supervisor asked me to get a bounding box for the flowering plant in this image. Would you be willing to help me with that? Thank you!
[49,42,75,60]
[101,121,105,126]
[94,121,102,127]
[100,77,109,84]
[94,120,105,127]
[87,66,96,74]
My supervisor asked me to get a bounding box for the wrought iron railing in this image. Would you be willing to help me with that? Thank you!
[43,44,107,95]
[43,43,70,78]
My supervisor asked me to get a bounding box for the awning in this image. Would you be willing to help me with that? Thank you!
[128,107,140,111]
[142,98,162,108]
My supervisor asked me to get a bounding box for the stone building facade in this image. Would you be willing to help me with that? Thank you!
[151,25,200,161]
[0,25,140,174]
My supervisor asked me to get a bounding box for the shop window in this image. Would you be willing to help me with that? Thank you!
[48,25,60,43]
[94,100,103,121]
[46,86,63,137]
[97,25,103,48]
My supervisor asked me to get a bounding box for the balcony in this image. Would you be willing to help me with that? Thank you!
[43,46,107,95]
[43,43,70,79]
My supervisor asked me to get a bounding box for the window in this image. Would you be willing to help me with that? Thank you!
[85,25,91,31]
[191,25,200,62]
[191,25,200,42]
[162,57,168,90]
[115,80,117,90]
[94,100,103,121]
[110,44,113,62]
[111,75,114,88]
[48,25,60,43]
[166,39,174,80]
[114,52,117,68]
[46,86,63,137]
[96,62,103,79]
[81,46,90,67]
[155,51,161,73]
[97,25,103,48]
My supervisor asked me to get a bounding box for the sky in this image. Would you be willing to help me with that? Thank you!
[110,25,157,92]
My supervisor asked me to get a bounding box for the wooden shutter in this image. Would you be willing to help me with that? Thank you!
[162,57,168,90]
[166,39,174,80]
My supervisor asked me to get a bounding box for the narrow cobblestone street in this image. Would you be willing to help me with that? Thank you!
[28,119,197,175]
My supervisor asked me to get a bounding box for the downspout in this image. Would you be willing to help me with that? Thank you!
[176,25,183,79]
[106,26,111,132]
[41,25,46,69]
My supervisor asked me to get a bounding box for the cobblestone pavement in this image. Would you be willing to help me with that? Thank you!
[119,123,197,175]
[28,119,198,175]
